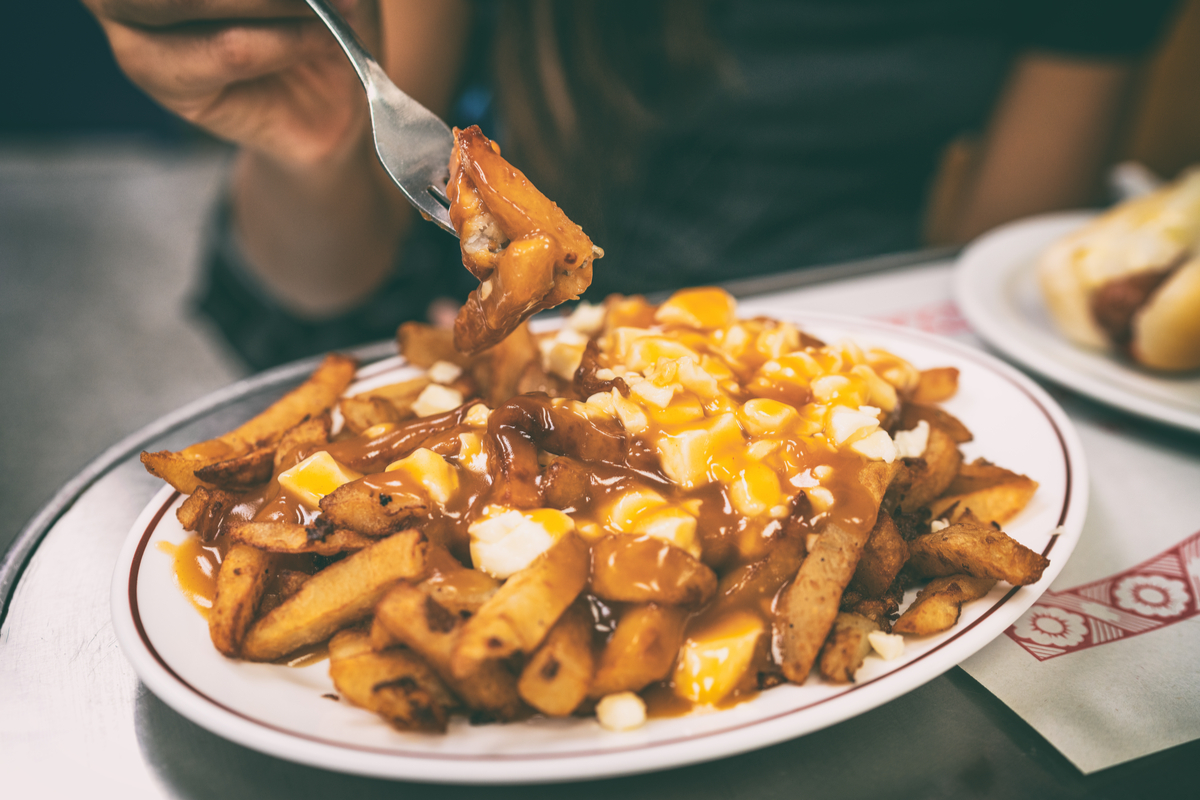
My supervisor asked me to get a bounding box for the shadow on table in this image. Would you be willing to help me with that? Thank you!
[128,669,1170,800]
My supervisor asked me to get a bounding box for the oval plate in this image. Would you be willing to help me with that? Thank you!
[112,314,1086,784]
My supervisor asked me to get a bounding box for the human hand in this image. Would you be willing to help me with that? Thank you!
[82,0,376,166]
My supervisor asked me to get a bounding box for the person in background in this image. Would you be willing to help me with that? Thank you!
[81,0,1179,370]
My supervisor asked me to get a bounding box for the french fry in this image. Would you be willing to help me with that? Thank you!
[209,544,276,657]
[142,354,356,494]
[398,323,467,368]
[479,322,540,407]
[818,612,880,683]
[193,447,276,491]
[328,629,457,732]
[374,583,526,720]
[241,529,427,661]
[910,367,959,404]
[319,478,430,537]
[176,486,237,540]
[421,545,501,617]
[590,534,717,606]
[518,602,595,716]
[273,414,332,470]
[898,422,962,513]
[898,402,973,444]
[849,513,909,598]
[893,574,996,636]
[775,461,900,683]
[258,569,311,618]
[927,459,1039,526]
[451,533,589,677]
[591,603,687,697]
[229,521,376,556]
[339,396,405,435]
[907,510,1049,585]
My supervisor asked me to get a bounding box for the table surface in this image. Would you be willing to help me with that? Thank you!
[3,254,1199,799]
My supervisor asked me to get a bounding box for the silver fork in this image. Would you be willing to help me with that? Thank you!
[304,0,456,236]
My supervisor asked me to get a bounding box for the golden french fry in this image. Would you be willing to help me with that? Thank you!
[591,603,687,697]
[398,323,466,368]
[849,513,909,598]
[898,423,962,513]
[775,461,900,683]
[911,367,959,404]
[339,396,405,435]
[421,545,501,617]
[193,447,276,491]
[241,529,427,661]
[142,354,356,494]
[452,533,589,678]
[176,486,237,540]
[893,574,996,636]
[209,544,275,657]
[518,602,595,716]
[927,459,1038,525]
[229,521,376,556]
[590,534,717,606]
[328,629,457,733]
[319,478,430,537]
[898,403,973,444]
[818,612,880,684]
[907,510,1049,585]
[374,583,526,720]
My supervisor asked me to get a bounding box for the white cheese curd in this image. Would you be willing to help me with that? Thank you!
[930,518,950,532]
[427,360,463,385]
[868,631,905,660]
[893,420,930,459]
[468,507,575,579]
[567,301,607,335]
[412,384,464,417]
[595,692,647,731]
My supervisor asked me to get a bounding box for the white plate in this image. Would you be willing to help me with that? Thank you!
[954,212,1200,433]
[111,315,1087,784]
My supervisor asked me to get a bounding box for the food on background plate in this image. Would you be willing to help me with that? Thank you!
[144,287,1050,734]
[1038,168,1200,371]
[448,125,604,355]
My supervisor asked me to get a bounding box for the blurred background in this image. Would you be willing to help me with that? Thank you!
[2,0,1200,557]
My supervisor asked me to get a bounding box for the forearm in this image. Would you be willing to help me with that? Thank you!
[950,54,1137,242]
[232,137,412,317]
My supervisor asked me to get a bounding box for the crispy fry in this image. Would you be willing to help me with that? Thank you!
[421,545,501,617]
[898,423,962,513]
[241,529,427,661]
[448,126,601,354]
[927,459,1038,525]
[319,477,430,537]
[518,602,595,716]
[273,414,332,471]
[479,322,540,407]
[911,367,960,404]
[590,534,717,606]
[452,533,589,677]
[893,574,996,636]
[176,486,237,541]
[818,612,880,683]
[339,396,405,435]
[193,447,276,491]
[374,583,526,720]
[898,403,973,444]
[907,511,1049,585]
[142,354,356,494]
[591,603,688,697]
[230,521,376,556]
[398,323,467,368]
[775,461,900,683]
[209,544,275,657]
[849,513,909,598]
[328,629,457,732]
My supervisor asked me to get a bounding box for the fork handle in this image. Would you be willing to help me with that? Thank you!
[303,0,384,90]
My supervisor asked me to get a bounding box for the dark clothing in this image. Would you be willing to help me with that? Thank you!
[196,0,1177,370]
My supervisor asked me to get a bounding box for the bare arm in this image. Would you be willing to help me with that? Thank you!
[945,53,1138,243]
[83,0,471,317]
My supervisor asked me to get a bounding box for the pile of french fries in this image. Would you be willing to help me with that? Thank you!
[143,287,1048,733]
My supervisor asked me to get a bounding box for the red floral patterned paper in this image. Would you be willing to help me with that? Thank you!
[1006,530,1200,660]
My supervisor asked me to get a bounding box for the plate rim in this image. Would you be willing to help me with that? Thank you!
[953,210,1200,434]
[111,313,1089,784]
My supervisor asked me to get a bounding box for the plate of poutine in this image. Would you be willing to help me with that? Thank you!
[112,289,1086,784]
